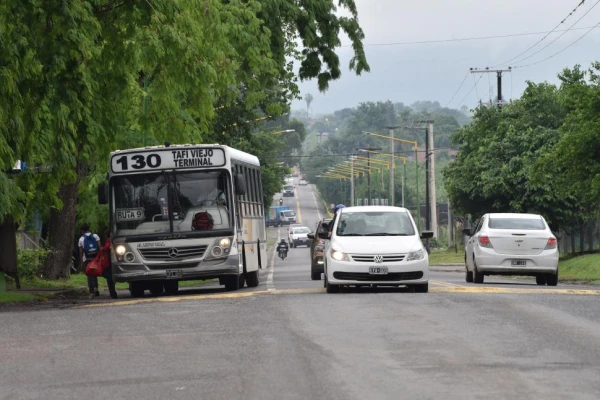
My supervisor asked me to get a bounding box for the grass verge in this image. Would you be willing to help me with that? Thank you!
[428,248,465,265]
[559,253,600,282]
[0,291,44,304]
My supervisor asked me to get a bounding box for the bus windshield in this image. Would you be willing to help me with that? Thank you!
[112,170,233,236]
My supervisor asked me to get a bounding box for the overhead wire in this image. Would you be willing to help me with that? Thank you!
[457,74,483,108]
[445,72,470,108]
[513,20,600,69]
[495,0,590,67]
[507,0,600,66]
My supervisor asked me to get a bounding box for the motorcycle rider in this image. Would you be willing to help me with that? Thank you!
[276,239,289,259]
[279,198,283,206]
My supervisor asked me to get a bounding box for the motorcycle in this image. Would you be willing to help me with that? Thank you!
[278,250,287,260]
[279,198,283,206]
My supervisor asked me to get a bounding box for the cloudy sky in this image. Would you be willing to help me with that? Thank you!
[291,0,600,114]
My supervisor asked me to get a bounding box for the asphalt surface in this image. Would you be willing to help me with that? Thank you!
[2,180,600,399]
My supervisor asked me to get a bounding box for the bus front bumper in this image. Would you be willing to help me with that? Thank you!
[112,257,240,283]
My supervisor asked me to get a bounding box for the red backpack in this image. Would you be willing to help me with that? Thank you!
[192,211,214,230]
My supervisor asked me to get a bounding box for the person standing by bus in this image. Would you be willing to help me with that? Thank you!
[78,224,101,299]
[100,229,118,299]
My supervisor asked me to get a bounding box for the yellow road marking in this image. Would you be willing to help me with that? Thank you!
[80,285,600,308]
[295,194,302,223]
[430,280,464,288]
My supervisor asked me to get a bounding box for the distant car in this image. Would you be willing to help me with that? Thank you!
[298,179,308,186]
[307,218,331,280]
[283,185,294,197]
[463,213,559,285]
[322,206,432,293]
[288,226,311,248]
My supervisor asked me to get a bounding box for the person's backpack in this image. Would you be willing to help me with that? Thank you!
[192,211,214,230]
[83,233,99,257]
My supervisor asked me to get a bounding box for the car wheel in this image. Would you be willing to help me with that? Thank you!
[326,279,340,293]
[311,268,321,280]
[246,270,260,287]
[545,271,558,286]
[149,281,164,296]
[465,268,473,283]
[413,283,429,293]
[473,258,484,284]
[164,280,179,295]
[129,282,145,298]
[224,274,240,291]
[535,275,547,286]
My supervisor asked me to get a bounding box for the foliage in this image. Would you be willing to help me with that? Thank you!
[17,249,51,281]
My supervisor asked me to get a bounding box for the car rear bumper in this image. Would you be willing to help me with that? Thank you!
[326,258,429,285]
[475,249,558,275]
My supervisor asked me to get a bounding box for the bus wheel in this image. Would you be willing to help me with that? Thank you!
[246,270,259,287]
[164,280,178,295]
[239,274,246,288]
[149,282,164,296]
[129,282,145,298]
[224,275,240,291]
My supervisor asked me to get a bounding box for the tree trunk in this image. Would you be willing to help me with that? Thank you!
[588,224,594,252]
[579,226,585,255]
[42,160,86,280]
[570,231,576,256]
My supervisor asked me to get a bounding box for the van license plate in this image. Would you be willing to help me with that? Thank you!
[511,260,526,266]
[369,266,388,275]
[166,270,183,278]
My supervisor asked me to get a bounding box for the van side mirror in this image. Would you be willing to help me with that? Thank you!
[462,228,471,236]
[234,174,247,196]
[317,232,329,239]
[420,231,434,239]
[307,233,315,240]
[98,182,108,205]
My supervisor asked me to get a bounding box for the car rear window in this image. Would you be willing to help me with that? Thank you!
[488,217,546,230]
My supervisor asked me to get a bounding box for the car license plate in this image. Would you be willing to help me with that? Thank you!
[511,260,527,266]
[369,266,388,275]
[166,269,183,278]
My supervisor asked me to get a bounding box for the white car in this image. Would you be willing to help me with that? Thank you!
[322,206,432,293]
[463,213,559,285]
[289,226,311,248]
[298,179,308,186]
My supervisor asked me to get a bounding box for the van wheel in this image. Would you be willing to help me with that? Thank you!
[164,280,178,295]
[311,268,321,280]
[246,270,260,287]
[535,275,547,285]
[129,282,145,298]
[224,275,240,291]
[149,282,164,296]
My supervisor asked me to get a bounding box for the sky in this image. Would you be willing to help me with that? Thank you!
[291,0,600,115]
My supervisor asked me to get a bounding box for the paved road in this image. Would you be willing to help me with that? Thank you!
[2,179,600,399]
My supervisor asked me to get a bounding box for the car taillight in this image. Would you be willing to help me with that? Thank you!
[545,237,557,249]
[478,235,493,248]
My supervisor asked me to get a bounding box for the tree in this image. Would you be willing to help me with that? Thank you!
[304,93,314,117]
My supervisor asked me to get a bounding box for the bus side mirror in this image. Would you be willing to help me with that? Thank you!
[420,231,434,239]
[462,228,471,236]
[317,232,329,239]
[307,233,315,240]
[234,174,247,196]
[98,182,108,205]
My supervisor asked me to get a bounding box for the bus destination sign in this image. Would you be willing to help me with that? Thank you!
[111,147,226,174]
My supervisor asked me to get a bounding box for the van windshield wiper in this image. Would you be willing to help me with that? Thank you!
[339,233,364,236]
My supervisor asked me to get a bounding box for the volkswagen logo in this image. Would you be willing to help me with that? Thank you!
[168,248,179,258]
[374,255,383,263]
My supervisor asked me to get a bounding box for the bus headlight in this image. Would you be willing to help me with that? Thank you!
[124,252,136,263]
[206,237,233,260]
[115,245,126,256]
[219,238,231,248]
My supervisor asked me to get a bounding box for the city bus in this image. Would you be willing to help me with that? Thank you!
[98,144,266,297]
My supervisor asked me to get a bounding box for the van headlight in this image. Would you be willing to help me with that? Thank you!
[407,249,425,261]
[330,249,350,262]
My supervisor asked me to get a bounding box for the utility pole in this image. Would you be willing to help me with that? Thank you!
[470,67,512,110]
[350,156,355,207]
[384,126,401,206]
[427,121,437,238]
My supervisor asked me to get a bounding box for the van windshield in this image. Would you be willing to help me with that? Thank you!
[336,211,415,236]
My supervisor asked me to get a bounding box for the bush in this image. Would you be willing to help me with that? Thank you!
[17,249,50,281]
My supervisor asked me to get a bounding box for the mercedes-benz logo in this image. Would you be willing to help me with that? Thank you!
[168,248,178,258]
[374,255,383,263]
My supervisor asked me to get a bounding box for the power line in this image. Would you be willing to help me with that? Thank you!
[508,0,600,66]
[457,74,483,107]
[496,0,591,66]
[513,20,600,69]
[473,74,482,105]
[340,25,598,47]
[445,72,469,107]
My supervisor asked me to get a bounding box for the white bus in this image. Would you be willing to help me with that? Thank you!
[98,144,266,297]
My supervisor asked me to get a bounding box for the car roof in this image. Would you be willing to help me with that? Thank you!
[487,213,543,219]
[339,206,410,213]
